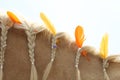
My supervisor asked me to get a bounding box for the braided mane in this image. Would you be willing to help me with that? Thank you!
[0,12,120,80]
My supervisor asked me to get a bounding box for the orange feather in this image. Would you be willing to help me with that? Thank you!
[75,25,85,48]
[7,11,21,24]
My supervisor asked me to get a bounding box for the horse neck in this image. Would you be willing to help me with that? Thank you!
[79,48,104,80]
[1,28,105,80]
[3,28,30,80]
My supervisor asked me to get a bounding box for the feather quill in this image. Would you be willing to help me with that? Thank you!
[7,11,21,24]
[75,25,85,48]
[40,12,56,35]
[100,33,108,59]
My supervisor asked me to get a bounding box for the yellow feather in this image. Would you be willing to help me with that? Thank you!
[100,33,109,59]
[40,12,56,35]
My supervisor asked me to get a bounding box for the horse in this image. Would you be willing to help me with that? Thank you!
[0,12,120,80]
[0,27,101,80]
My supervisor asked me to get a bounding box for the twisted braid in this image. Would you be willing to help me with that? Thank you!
[51,36,57,61]
[103,59,110,80]
[75,48,82,80]
[26,28,36,64]
[25,26,38,80]
[0,22,9,80]
[42,36,57,80]
[75,48,81,68]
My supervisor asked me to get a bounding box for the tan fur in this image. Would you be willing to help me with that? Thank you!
[104,55,120,80]
[0,13,13,27]
[106,55,120,63]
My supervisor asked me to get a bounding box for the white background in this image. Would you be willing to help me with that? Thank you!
[0,0,120,55]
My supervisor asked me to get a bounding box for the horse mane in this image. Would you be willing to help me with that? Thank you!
[0,12,13,27]
[81,46,100,56]
[105,55,120,63]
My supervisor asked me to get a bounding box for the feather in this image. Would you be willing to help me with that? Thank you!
[40,12,56,35]
[74,25,85,80]
[7,11,21,24]
[100,33,109,59]
[100,33,109,80]
[75,25,85,48]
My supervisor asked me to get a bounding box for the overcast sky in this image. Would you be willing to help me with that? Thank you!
[0,0,120,55]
